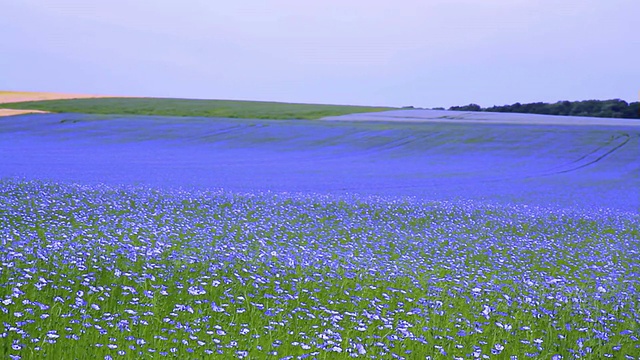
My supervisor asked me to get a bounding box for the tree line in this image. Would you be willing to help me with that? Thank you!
[447,99,639,119]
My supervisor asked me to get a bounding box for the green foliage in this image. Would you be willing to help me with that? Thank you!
[449,99,640,119]
[449,103,482,112]
[0,97,393,120]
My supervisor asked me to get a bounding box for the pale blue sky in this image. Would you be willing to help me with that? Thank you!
[2,0,639,107]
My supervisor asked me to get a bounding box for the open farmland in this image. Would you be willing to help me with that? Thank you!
[0,98,393,120]
[0,112,638,210]
[1,109,639,359]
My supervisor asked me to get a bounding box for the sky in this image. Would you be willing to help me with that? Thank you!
[2,0,639,108]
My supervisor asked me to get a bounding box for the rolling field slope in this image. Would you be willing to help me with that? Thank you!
[323,108,640,126]
[0,97,393,120]
[1,110,639,358]
[0,112,638,211]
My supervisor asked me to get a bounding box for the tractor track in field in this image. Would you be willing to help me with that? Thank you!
[203,132,435,166]
[194,125,251,142]
[330,133,637,193]
[533,133,632,177]
[542,135,626,172]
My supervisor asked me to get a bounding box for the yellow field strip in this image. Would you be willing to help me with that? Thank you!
[0,91,121,117]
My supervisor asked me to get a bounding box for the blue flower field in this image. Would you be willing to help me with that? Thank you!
[1,181,639,359]
[1,112,639,358]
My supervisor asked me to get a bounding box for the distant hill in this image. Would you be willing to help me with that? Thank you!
[0,96,393,120]
[449,99,639,119]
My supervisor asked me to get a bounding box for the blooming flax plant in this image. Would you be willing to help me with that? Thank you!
[1,180,639,359]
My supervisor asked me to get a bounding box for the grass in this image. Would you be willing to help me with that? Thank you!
[0,97,394,120]
[1,180,639,359]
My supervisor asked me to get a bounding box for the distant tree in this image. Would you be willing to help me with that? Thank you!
[600,99,628,118]
[547,101,572,116]
[449,103,482,112]
[625,102,640,118]
[445,99,640,119]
